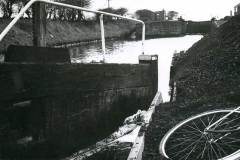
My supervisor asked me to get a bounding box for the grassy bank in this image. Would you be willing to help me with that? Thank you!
[0,19,137,53]
[143,15,240,160]
[143,99,237,160]
[170,15,240,105]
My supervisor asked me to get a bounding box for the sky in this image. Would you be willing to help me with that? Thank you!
[89,0,240,21]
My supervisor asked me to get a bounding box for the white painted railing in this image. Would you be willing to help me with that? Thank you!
[0,0,146,58]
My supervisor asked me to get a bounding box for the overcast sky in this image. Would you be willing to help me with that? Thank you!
[90,0,240,21]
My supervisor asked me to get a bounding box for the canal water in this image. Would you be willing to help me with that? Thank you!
[69,35,203,102]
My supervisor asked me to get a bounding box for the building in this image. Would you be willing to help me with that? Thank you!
[155,10,166,21]
[135,9,179,22]
[234,3,240,15]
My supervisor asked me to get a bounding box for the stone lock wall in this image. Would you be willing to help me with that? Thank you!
[136,21,187,38]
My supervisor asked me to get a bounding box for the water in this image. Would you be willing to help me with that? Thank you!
[69,35,203,102]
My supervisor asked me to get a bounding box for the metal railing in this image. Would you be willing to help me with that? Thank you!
[0,0,146,59]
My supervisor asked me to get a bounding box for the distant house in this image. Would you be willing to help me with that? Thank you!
[135,9,180,22]
[155,10,166,21]
[234,3,240,15]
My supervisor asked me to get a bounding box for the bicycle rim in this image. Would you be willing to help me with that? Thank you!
[159,109,240,160]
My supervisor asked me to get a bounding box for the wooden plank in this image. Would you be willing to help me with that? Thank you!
[0,63,154,102]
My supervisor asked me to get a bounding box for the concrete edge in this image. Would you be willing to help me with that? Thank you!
[127,92,163,160]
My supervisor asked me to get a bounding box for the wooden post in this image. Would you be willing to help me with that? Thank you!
[32,2,46,47]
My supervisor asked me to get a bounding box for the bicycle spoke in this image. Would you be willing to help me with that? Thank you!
[192,121,203,132]
[217,116,240,130]
[224,139,240,144]
[218,138,237,151]
[199,140,208,159]
[221,116,240,127]
[167,128,203,151]
[220,136,240,144]
[173,136,200,142]
[170,135,204,159]
[184,139,203,160]
[214,143,223,158]
[214,142,227,156]
[207,143,211,160]
[211,143,219,159]
[167,136,200,150]
[167,137,202,152]
[186,124,203,133]
[207,114,216,127]
[174,129,200,134]
[174,130,202,137]
[169,141,198,158]
[200,117,207,127]
[210,132,239,156]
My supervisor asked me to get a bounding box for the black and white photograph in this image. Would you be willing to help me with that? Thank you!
[0,0,240,159]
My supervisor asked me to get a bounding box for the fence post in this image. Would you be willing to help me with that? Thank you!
[100,14,106,62]
[32,2,46,47]
[142,23,145,55]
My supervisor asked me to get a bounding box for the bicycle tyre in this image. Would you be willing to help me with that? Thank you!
[159,109,240,160]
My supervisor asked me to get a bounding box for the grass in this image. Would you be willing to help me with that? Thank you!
[0,18,137,53]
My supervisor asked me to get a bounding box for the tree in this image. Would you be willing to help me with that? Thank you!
[0,0,31,18]
[135,9,155,21]
[0,0,92,20]
[17,0,32,18]
[167,11,178,20]
[0,0,5,17]
[97,8,115,22]
[115,7,128,16]
[0,0,15,18]
[57,0,91,21]
[95,7,128,22]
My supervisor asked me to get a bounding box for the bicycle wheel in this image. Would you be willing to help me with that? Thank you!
[159,109,240,160]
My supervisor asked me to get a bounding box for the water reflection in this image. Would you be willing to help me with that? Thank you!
[69,35,203,101]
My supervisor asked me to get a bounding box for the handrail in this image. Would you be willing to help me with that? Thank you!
[0,0,146,56]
